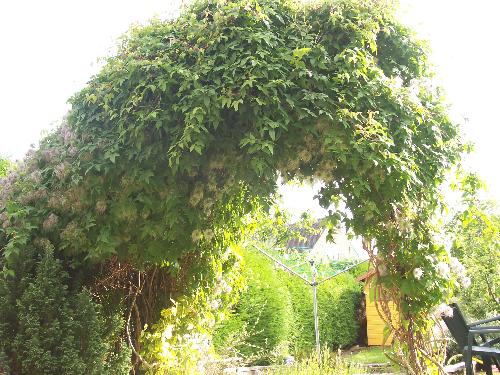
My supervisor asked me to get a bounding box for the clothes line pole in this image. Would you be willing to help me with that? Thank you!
[310,260,321,362]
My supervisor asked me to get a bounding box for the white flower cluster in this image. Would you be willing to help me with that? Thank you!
[209,299,221,310]
[436,262,450,280]
[191,229,203,243]
[413,267,423,280]
[450,257,471,289]
[431,257,471,289]
[433,303,454,318]
[214,278,232,296]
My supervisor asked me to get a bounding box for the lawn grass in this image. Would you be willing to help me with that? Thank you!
[345,346,389,364]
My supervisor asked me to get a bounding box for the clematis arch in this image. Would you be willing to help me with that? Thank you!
[0,0,463,373]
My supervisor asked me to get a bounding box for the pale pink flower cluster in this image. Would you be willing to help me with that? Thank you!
[29,170,42,184]
[0,212,10,229]
[60,124,75,145]
[68,146,78,157]
[189,184,204,207]
[0,171,19,208]
[54,163,68,180]
[42,213,59,231]
[19,189,47,205]
[42,149,59,163]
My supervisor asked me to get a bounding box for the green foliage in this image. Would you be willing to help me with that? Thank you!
[346,346,389,365]
[0,248,130,375]
[0,0,463,371]
[214,247,293,364]
[140,246,244,374]
[0,157,9,177]
[283,269,362,354]
[449,178,500,319]
[248,204,319,249]
[214,248,362,362]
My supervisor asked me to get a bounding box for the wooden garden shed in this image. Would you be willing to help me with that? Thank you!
[357,270,398,346]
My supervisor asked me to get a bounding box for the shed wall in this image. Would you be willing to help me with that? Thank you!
[364,282,397,346]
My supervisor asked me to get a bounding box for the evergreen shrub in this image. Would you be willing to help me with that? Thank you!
[214,247,293,364]
[282,269,362,354]
[0,249,130,375]
[214,248,362,362]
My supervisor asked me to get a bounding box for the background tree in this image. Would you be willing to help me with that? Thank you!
[449,175,500,319]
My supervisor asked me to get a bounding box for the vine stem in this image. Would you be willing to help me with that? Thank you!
[126,271,151,370]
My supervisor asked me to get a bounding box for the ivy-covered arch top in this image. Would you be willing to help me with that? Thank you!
[0,0,462,372]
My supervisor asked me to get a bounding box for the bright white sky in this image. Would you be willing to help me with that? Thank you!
[1,0,499,218]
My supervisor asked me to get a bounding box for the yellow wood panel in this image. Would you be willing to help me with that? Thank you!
[365,287,398,346]
[361,275,400,346]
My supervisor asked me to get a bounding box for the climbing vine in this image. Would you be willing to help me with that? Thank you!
[0,0,462,373]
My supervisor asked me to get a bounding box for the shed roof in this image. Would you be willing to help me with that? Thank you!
[356,269,376,282]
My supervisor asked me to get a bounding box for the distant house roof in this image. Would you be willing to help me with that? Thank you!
[286,221,323,250]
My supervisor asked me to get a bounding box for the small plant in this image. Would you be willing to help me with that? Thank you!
[267,348,359,375]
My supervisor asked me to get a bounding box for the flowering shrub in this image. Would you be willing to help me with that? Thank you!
[141,247,244,373]
[0,0,462,372]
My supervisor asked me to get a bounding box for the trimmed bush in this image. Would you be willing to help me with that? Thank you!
[214,248,293,364]
[214,248,362,362]
[282,271,362,355]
